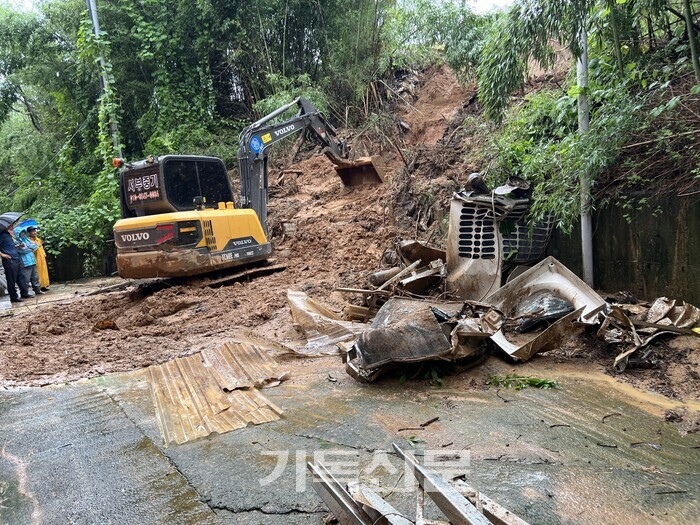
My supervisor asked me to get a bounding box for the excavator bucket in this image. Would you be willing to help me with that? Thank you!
[326,154,386,187]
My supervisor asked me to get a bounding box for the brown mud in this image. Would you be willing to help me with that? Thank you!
[0,66,697,431]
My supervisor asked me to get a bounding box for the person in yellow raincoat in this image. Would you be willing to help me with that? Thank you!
[27,226,50,290]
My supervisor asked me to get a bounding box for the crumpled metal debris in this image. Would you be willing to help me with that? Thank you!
[485,256,606,361]
[645,297,700,327]
[287,290,368,355]
[604,297,700,371]
[325,223,698,377]
[512,290,575,333]
[345,298,501,382]
[486,256,606,323]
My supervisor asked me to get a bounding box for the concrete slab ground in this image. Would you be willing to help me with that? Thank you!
[1,355,698,524]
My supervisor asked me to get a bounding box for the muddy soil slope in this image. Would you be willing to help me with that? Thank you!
[0,67,468,387]
[1,66,697,417]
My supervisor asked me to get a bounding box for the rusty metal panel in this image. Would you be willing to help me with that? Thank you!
[147,346,284,446]
[202,342,289,390]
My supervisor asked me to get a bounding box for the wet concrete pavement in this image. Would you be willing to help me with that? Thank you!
[1,356,699,524]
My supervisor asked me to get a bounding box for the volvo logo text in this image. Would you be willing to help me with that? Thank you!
[121,232,150,242]
[274,125,296,137]
[231,238,253,246]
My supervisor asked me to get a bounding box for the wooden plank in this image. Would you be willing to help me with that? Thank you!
[631,320,700,336]
[455,481,530,525]
[335,288,392,296]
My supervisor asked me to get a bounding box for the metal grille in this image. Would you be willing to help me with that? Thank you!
[502,215,556,264]
[457,203,497,259]
[203,220,216,250]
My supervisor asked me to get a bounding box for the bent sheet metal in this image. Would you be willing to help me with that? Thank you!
[485,256,606,361]
[346,298,502,382]
[147,342,287,445]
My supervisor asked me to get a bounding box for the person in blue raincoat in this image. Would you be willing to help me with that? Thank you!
[15,225,43,296]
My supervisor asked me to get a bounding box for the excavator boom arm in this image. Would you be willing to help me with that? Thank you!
[237,98,348,235]
[237,97,382,236]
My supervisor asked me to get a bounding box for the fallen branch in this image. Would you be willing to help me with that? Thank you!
[495,389,510,403]
[378,79,423,115]
[632,320,700,336]
[621,130,699,149]
[602,412,622,423]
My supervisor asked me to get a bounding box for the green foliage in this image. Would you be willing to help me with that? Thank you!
[488,27,699,232]
[406,435,426,447]
[381,0,492,77]
[491,85,641,232]
[253,74,329,119]
[426,366,443,388]
[486,374,558,390]
[1,0,697,277]
[476,0,592,122]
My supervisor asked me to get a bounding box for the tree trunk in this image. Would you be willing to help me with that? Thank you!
[282,0,288,77]
[16,87,43,133]
[608,0,624,74]
[86,0,122,158]
[683,0,700,82]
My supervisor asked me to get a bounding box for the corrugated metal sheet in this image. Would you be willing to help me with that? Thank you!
[201,342,289,390]
[147,343,286,446]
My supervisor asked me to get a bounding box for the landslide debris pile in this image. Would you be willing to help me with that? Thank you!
[0,66,474,386]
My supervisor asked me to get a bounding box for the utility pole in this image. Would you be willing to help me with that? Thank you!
[577,23,594,287]
[85,0,123,158]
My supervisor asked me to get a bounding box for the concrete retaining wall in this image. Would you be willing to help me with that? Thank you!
[547,195,700,304]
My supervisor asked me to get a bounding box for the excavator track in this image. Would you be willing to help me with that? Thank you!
[187,260,287,288]
[86,260,286,299]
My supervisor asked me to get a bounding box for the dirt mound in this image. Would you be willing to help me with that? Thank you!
[401,65,468,146]
[0,66,469,387]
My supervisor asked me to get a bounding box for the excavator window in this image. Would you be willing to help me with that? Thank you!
[197,160,233,207]
[163,160,200,210]
[162,158,233,211]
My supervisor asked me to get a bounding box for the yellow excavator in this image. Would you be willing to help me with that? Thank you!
[112,98,384,278]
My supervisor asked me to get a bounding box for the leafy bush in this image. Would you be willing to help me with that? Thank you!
[253,73,329,121]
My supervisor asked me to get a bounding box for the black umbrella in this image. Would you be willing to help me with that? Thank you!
[0,211,23,232]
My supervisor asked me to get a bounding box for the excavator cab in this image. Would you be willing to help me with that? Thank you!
[118,155,233,218]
